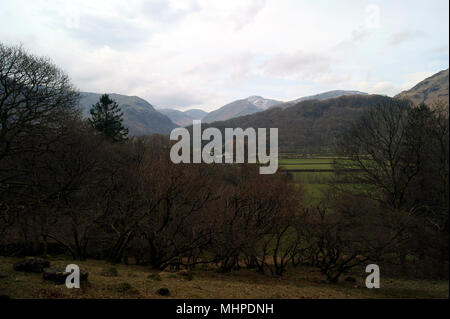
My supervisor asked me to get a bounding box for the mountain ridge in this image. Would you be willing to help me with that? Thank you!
[200,94,394,153]
[271,90,368,110]
[395,68,449,106]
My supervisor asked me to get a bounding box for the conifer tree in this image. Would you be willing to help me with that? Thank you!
[89,94,128,142]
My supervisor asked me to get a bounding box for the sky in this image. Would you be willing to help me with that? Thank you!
[0,0,448,112]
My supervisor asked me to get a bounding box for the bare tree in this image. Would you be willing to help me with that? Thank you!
[0,43,79,161]
[335,99,415,210]
[0,43,80,254]
[335,99,449,277]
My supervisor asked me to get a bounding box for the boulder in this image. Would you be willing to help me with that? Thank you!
[43,267,88,284]
[156,287,170,296]
[13,257,50,273]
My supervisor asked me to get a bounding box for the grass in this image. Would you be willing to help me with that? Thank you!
[291,172,335,184]
[302,184,331,205]
[280,164,334,170]
[279,158,335,165]
[0,256,447,299]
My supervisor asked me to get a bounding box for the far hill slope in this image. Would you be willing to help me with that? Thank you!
[184,109,208,120]
[159,108,208,126]
[158,108,195,127]
[78,92,176,136]
[202,96,282,123]
[395,69,449,106]
[203,94,393,153]
[272,90,368,109]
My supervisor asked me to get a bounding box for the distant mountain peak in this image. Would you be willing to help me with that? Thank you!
[202,96,282,123]
[246,95,264,101]
[246,95,276,108]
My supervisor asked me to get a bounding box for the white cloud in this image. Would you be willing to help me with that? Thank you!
[261,51,331,80]
[0,0,448,110]
[389,30,425,46]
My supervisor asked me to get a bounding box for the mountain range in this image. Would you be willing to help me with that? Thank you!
[198,94,394,153]
[77,68,448,139]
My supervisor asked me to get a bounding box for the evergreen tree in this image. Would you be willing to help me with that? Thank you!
[89,94,128,142]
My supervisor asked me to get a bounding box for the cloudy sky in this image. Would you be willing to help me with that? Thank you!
[1,0,448,111]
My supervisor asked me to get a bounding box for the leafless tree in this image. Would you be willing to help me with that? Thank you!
[0,43,79,162]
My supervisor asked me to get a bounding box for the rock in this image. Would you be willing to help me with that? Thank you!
[156,287,170,296]
[42,267,88,284]
[345,276,357,283]
[13,257,50,273]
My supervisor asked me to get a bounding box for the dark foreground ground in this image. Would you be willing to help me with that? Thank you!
[0,256,448,299]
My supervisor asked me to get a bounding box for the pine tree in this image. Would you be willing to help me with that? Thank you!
[89,94,128,142]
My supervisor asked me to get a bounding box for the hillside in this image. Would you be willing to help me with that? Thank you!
[158,108,195,126]
[271,90,368,109]
[395,69,449,106]
[202,94,393,153]
[159,108,208,126]
[184,109,208,120]
[78,92,177,136]
[202,96,281,123]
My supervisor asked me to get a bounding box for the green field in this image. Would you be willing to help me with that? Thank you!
[280,163,334,170]
[279,155,361,204]
[291,171,335,184]
[279,157,336,173]
[302,183,331,204]
[279,158,335,165]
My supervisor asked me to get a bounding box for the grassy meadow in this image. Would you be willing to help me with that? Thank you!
[279,155,339,205]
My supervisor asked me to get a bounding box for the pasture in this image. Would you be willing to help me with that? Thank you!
[279,155,342,204]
